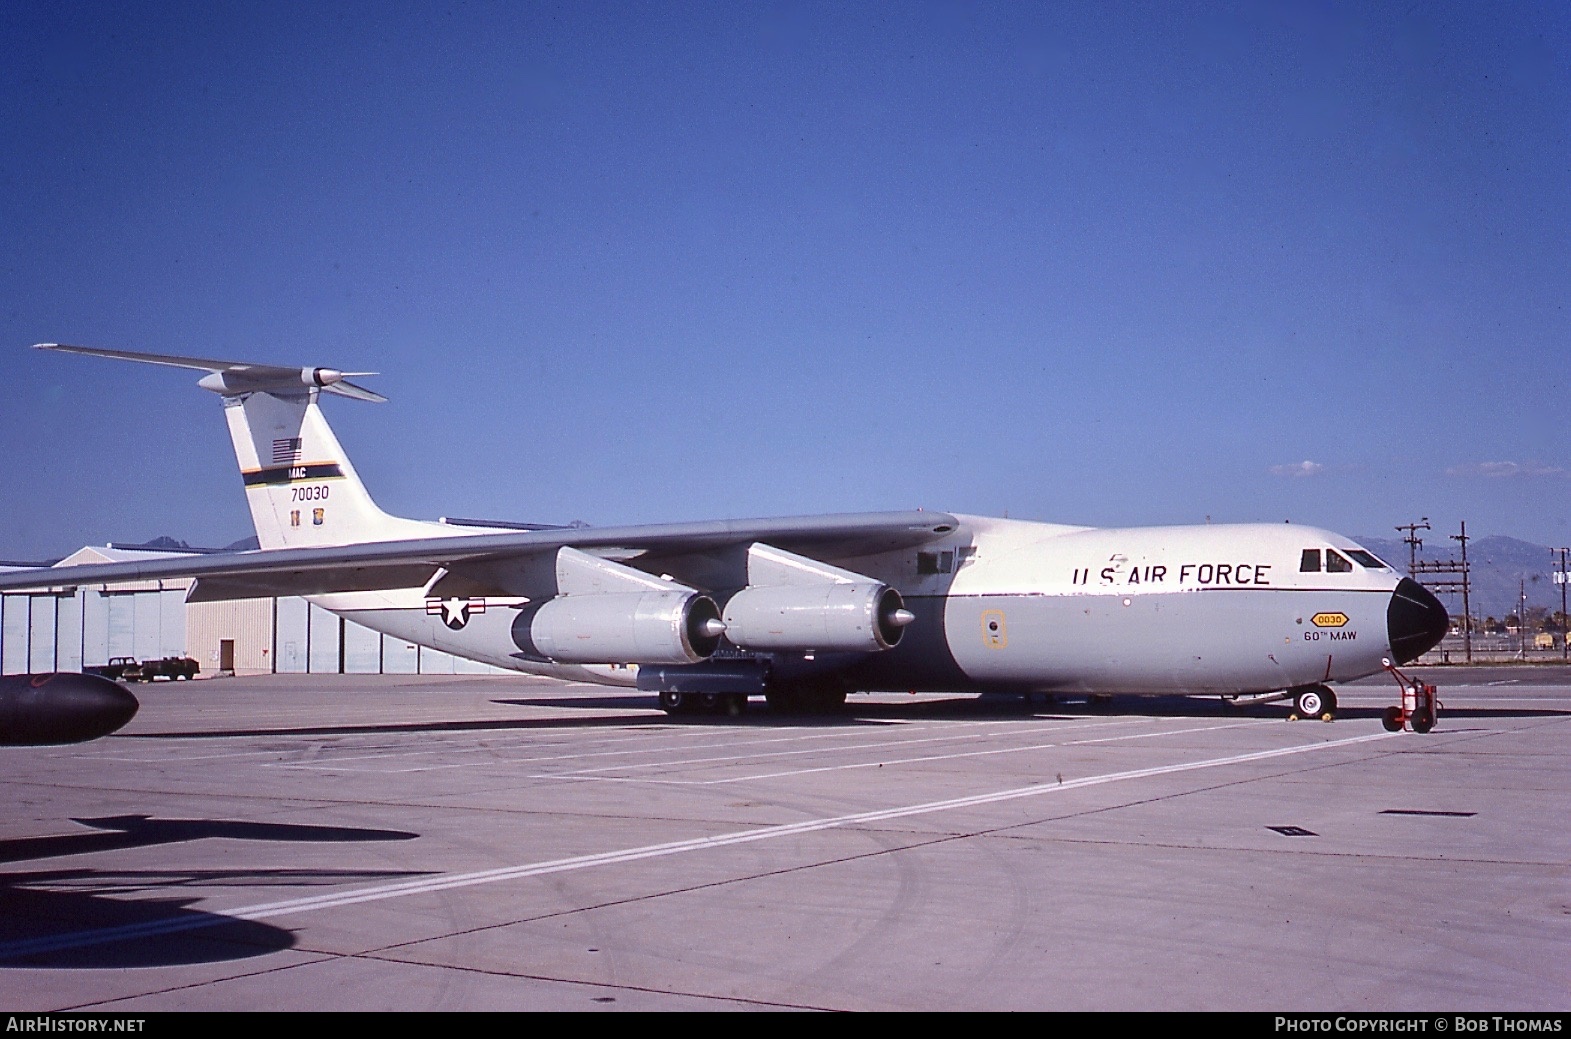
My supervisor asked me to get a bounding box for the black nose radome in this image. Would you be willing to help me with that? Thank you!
[1387,578,1449,664]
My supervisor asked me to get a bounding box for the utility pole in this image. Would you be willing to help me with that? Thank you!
[1413,520,1471,663]
[1453,522,1472,664]
[1519,577,1528,659]
[1555,546,1569,662]
[1396,518,1431,577]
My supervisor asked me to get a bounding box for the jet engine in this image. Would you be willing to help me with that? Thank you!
[519,590,724,665]
[723,557,912,654]
[507,547,725,665]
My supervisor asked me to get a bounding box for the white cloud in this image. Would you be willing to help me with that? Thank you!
[1444,461,1568,479]
[1269,460,1325,478]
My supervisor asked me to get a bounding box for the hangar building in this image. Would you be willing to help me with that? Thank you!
[0,545,508,678]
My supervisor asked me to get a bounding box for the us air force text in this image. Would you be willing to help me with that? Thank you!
[1070,563,1273,586]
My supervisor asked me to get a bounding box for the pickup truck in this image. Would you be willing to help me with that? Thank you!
[85,657,143,681]
[86,656,200,682]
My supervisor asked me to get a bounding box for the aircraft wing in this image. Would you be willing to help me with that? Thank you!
[0,511,960,600]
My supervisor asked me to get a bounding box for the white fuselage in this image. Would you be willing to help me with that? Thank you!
[314,515,1407,698]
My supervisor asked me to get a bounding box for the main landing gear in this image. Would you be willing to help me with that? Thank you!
[658,681,850,718]
[658,690,747,717]
[1287,684,1338,722]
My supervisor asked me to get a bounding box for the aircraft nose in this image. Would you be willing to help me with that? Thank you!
[1387,578,1449,664]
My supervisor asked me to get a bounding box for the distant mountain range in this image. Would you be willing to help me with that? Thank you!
[108,535,261,554]
[1357,534,1565,623]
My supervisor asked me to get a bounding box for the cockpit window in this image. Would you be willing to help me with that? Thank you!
[1325,549,1353,573]
[1299,549,1322,573]
[1345,549,1389,570]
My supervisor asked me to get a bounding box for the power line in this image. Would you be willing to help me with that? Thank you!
[1396,518,1431,577]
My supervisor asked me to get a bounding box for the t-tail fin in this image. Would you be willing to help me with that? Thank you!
[36,344,445,550]
[220,387,444,549]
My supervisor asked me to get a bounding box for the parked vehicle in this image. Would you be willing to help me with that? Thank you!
[137,656,201,681]
[85,657,142,681]
[84,656,200,682]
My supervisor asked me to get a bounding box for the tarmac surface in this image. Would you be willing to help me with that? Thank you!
[1,666,1567,1011]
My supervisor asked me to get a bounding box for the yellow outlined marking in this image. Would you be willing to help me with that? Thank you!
[981,609,1007,649]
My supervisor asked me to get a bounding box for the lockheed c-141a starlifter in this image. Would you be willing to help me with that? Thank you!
[0,343,1448,741]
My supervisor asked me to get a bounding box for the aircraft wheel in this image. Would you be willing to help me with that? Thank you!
[1410,706,1435,734]
[1382,706,1404,732]
[658,689,688,715]
[1318,687,1337,722]
[723,694,746,717]
[1293,686,1330,719]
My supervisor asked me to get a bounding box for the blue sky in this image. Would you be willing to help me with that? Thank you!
[2,1,1568,560]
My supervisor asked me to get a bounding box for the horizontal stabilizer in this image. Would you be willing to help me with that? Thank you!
[35,343,385,402]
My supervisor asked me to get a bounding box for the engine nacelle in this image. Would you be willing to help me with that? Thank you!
[515,591,723,665]
[723,583,909,653]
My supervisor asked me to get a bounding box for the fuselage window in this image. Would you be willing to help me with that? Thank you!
[917,550,954,575]
[1300,549,1322,573]
[1345,549,1389,570]
[1325,549,1353,573]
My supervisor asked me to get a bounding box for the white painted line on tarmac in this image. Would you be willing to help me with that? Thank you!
[542,720,1267,785]
[105,714,930,768]
[303,720,1157,776]
[95,748,290,764]
[269,717,1152,775]
[0,730,1397,961]
[529,718,1155,778]
[1062,720,1265,746]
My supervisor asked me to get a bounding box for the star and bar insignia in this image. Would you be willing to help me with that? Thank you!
[425,597,487,630]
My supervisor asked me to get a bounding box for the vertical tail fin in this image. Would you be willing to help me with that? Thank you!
[222,389,442,549]
[35,344,446,550]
